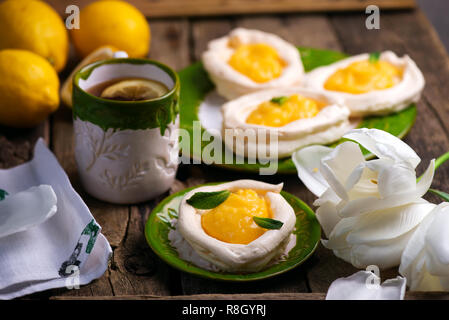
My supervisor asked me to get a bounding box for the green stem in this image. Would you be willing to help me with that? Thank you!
[428,188,449,202]
[435,151,449,171]
[422,151,449,201]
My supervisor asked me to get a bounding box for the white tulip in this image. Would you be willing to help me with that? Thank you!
[399,202,449,291]
[292,128,436,269]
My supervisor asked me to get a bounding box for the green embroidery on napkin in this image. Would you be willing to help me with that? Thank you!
[58,219,100,277]
[82,219,100,254]
[0,189,7,201]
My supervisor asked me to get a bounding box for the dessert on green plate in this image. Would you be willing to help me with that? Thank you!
[178,28,419,174]
[145,180,321,281]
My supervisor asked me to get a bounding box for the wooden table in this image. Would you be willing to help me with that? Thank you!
[2,8,449,300]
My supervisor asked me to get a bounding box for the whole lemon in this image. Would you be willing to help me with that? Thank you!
[0,50,60,128]
[71,0,151,58]
[0,0,69,72]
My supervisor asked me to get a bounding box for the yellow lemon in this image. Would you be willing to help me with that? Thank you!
[0,0,69,72]
[71,0,151,58]
[0,50,60,128]
[60,46,119,107]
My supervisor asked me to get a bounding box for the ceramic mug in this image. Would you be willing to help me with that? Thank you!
[72,58,180,204]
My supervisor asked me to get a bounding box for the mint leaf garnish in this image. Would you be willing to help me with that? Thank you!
[186,190,231,209]
[253,216,284,230]
[369,52,381,64]
[270,96,288,105]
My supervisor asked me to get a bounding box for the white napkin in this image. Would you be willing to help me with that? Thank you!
[0,139,112,299]
[326,271,406,300]
[0,185,57,238]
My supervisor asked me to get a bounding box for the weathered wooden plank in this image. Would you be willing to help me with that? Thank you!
[191,18,234,61]
[49,91,123,297]
[51,291,449,300]
[284,14,342,51]
[234,14,364,294]
[7,9,448,300]
[178,16,317,296]
[177,14,354,295]
[235,14,342,51]
[149,18,191,70]
[112,18,193,296]
[234,13,427,293]
[101,18,191,296]
[184,16,309,294]
[108,204,172,296]
[329,9,449,192]
[299,9,449,292]
[47,44,125,297]
[103,18,190,296]
[49,19,190,297]
[45,0,416,18]
[276,14,355,293]
[176,10,449,296]
[0,121,49,169]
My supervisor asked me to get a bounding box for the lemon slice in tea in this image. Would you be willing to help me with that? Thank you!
[100,79,169,101]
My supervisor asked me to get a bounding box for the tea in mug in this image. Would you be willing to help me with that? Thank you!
[87,77,169,101]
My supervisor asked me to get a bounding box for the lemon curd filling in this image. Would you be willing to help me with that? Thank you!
[228,43,285,83]
[246,94,323,127]
[201,189,272,245]
[324,59,403,94]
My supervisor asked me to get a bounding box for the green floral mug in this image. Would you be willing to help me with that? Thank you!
[72,58,180,204]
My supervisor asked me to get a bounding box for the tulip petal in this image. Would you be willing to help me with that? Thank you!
[364,158,394,172]
[344,128,421,168]
[326,270,406,300]
[339,161,434,218]
[416,159,435,195]
[345,163,380,200]
[377,161,417,198]
[325,217,360,249]
[399,209,435,282]
[424,204,449,274]
[331,247,353,266]
[349,230,416,269]
[320,142,365,202]
[313,187,340,207]
[408,253,428,291]
[414,268,447,291]
[398,203,449,291]
[292,145,332,197]
[315,201,342,238]
[346,202,435,244]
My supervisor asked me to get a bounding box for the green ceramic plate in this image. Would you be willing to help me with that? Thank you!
[145,183,321,281]
[179,47,417,174]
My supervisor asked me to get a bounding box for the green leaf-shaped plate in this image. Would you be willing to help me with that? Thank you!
[145,183,321,281]
[179,47,417,174]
